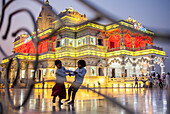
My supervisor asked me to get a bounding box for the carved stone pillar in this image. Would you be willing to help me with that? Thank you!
[121,56,126,81]
[161,65,165,77]
[120,29,125,50]
[150,55,155,76]
[132,63,136,77]
[105,59,109,84]
[161,57,166,77]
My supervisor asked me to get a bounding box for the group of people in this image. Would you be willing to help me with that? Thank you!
[134,72,170,89]
[51,60,86,105]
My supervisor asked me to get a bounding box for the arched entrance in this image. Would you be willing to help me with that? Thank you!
[98,67,104,76]
[125,62,133,77]
[108,61,122,78]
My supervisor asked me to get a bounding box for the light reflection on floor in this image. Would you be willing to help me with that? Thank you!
[0,88,168,114]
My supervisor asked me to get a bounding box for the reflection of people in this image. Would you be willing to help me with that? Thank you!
[66,60,87,104]
[68,103,75,112]
[51,60,71,104]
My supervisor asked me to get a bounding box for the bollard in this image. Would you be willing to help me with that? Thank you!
[124,84,126,88]
[42,78,44,89]
[94,84,95,89]
[47,84,48,89]
[87,84,89,92]
[131,83,133,88]
[38,85,40,89]
[112,84,113,89]
[118,84,119,88]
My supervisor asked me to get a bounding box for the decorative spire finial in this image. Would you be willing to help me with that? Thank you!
[70,6,73,9]
[46,0,49,4]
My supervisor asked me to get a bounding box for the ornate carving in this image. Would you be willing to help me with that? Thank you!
[97,32,105,39]
[108,58,121,66]
[97,59,106,67]
[125,58,133,64]
[136,57,150,64]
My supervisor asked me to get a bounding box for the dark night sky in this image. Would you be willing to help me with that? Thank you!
[0,0,170,72]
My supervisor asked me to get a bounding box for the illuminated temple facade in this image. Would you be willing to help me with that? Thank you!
[0,1,166,86]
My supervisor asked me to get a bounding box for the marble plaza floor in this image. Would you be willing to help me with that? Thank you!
[0,88,169,114]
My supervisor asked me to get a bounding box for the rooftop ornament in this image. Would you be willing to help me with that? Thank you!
[126,16,146,32]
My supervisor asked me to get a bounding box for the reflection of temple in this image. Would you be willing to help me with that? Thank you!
[0,1,166,86]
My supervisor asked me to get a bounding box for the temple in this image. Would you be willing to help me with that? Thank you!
[0,1,166,87]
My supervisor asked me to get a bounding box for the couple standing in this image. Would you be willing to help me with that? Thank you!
[51,60,86,104]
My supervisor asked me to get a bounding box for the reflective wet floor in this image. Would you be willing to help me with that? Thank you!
[0,88,169,114]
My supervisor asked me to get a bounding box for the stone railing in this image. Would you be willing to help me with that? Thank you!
[108,45,163,52]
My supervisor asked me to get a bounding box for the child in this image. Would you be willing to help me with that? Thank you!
[134,77,138,88]
[51,60,71,104]
[65,60,87,104]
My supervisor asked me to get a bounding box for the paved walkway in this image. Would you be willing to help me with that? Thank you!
[0,88,168,114]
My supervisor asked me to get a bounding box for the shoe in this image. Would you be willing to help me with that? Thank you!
[58,101,63,105]
[65,99,70,102]
[67,101,74,104]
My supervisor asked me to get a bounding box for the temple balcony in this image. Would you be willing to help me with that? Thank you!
[54,45,107,58]
[108,45,163,52]
[107,45,165,57]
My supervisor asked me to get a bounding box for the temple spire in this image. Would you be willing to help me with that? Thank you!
[46,0,49,4]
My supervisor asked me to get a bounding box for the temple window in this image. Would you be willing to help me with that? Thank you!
[98,39,103,46]
[60,39,65,47]
[69,39,75,47]
[108,33,121,49]
[110,42,115,49]
[98,67,104,76]
[90,37,96,45]
[56,41,60,47]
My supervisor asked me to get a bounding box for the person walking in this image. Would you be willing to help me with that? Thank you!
[158,77,163,89]
[134,77,138,88]
[65,60,87,104]
[156,72,159,78]
[149,76,154,88]
[165,72,170,89]
[51,60,71,104]
[141,77,147,88]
